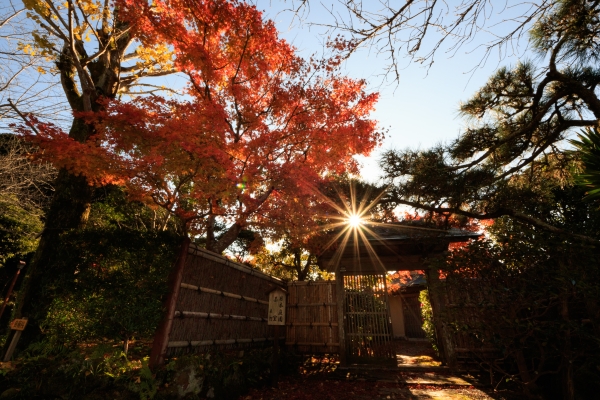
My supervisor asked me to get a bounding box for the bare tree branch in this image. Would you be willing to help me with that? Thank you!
[290,0,555,81]
[0,134,56,214]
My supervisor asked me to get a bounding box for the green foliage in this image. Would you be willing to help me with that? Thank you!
[378,7,600,395]
[163,348,277,399]
[418,290,438,355]
[0,344,282,400]
[39,226,179,347]
[570,127,600,200]
[0,134,53,294]
[530,0,600,63]
[253,244,328,281]
[0,342,149,399]
[12,187,182,348]
[128,358,158,400]
[0,199,42,268]
[0,177,278,399]
[87,185,181,233]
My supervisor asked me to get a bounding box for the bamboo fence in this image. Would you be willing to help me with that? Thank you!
[166,245,284,356]
[285,280,339,354]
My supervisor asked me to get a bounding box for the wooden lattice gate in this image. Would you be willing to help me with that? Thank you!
[344,274,395,363]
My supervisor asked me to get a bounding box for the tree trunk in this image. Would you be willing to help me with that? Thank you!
[295,250,310,281]
[425,266,455,368]
[560,294,575,400]
[205,188,275,254]
[5,118,94,353]
[8,171,93,347]
[4,17,129,350]
[207,222,244,254]
[514,349,538,397]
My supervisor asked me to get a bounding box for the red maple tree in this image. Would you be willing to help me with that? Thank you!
[19,0,382,253]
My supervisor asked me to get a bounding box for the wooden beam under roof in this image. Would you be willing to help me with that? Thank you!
[317,224,480,273]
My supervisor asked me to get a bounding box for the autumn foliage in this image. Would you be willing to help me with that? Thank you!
[18,0,381,251]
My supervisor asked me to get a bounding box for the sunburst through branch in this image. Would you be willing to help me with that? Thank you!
[313,181,393,274]
[307,180,451,275]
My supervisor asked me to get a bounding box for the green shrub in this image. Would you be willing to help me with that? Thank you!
[39,227,179,348]
[162,348,278,399]
[419,289,438,355]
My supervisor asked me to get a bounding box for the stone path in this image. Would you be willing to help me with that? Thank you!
[242,376,517,399]
[242,341,524,399]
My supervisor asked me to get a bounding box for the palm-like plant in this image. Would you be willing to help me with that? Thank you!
[570,127,600,200]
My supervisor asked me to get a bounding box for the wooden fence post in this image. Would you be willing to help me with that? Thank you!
[0,261,25,321]
[336,267,346,366]
[3,318,28,361]
[150,237,190,369]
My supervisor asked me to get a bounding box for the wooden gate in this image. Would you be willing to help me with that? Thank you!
[344,274,395,363]
[285,281,339,354]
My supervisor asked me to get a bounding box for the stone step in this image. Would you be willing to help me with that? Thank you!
[331,367,481,387]
[339,364,450,373]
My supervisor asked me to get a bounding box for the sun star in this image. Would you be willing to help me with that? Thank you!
[348,214,363,228]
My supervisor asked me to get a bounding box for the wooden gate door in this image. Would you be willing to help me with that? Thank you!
[344,274,395,363]
[285,281,339,354]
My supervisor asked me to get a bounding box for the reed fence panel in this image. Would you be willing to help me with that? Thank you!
[285,280,339,354]
[166,245,284,356]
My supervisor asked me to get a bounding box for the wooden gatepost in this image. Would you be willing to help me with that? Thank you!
[150,241,285,368]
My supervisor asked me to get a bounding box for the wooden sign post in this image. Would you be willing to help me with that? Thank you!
[267,287,287,386]
[0,261,25,321]
[3,318,28,362]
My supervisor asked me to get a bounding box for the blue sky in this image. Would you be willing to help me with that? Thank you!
[255,1,531,181]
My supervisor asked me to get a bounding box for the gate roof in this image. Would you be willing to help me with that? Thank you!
[317,224,480,274]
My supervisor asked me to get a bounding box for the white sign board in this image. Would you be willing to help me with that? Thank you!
[268,289,286,326]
